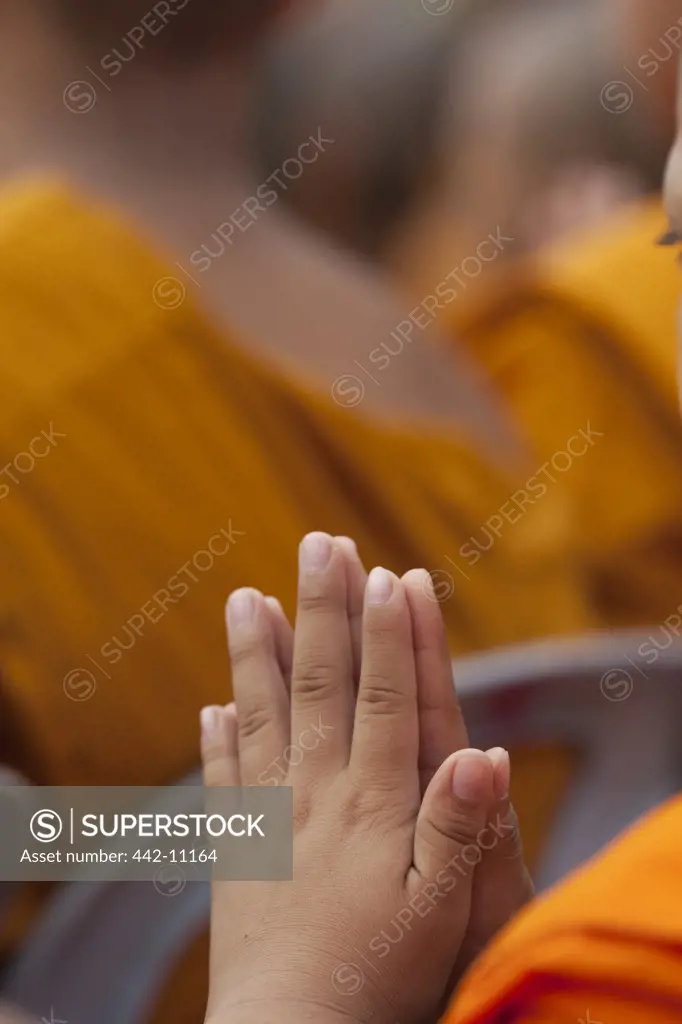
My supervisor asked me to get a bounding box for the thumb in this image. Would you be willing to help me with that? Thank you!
[457,748,534,968]
[413,748,494,886]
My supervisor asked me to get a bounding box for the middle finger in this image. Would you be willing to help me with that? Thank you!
[290,533,354,779]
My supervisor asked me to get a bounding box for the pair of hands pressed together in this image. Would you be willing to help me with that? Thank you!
[201,533,534,1024]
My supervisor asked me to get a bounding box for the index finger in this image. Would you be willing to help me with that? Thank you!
[290,533,354,777]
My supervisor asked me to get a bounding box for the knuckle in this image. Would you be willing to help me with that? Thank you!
[293,654,340,702]
[297,584,338,616]
[340,780,400,831]
[228,633,263,673]
[426,810,482,852]
[237,702,274,742]
[358,674,405,714]
[501,821,525,862]
[293,793,314,831]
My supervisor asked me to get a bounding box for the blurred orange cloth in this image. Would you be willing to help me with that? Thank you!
[0,177,593,788]
[452,200,682,626]
[447,794,682,1024]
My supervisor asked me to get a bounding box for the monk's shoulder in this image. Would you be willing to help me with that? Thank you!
[462,202,679,407]
[457,272,597,388]
[0,180,134,386]
[544,199,673,300]
[543,201,679,396]
[0,177,252,443]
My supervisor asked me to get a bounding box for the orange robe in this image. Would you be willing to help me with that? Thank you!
[0,177,592,788]
[447,794,682,1024]
[452,201,682,626]
[0,178,592,1020]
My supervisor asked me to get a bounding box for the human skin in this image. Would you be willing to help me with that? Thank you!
[202,536,532,1024]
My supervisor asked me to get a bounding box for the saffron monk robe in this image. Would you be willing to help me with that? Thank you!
[0,1,594,791]
[0,177,586,1021]
[0,0,593,988]
[450,190,682,629]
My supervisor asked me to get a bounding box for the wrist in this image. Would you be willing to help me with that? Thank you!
[207,1001,362,1024]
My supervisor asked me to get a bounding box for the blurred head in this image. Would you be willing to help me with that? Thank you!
[605,0,682,409]
[257,0,664,270]
[662,56,682,406]
[256,0,456,257]
[602,0,679,128]
[432,0,664,255]
[610,0,675,63]
[38,0,293,64]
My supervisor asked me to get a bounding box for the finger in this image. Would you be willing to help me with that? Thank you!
[402,570,469,794]
[201,704,240,787]
[351,569,419,806]
[290,533,353,776]
[265,596,294,691]
[484,748,528,873]
[225,588,289,785]
[335,537,367,685]
[412,748,493,889]
[457,748,534,970]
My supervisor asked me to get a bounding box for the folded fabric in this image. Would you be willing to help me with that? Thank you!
[447,794,682,1024]
[451,200,682,628]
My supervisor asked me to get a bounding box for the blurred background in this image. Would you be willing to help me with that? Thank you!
[0,0,681,1022]
[255,0,665,272]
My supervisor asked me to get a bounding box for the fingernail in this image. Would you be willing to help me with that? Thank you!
[486,747,510,800]
[201,706,223,741]
[300,532,334,573]
[265,596,283,614]
[452,749,492,803]
[366,567,395,605]
[420,569,436,600]
[227,588,256,630]
[335,536,358,557]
